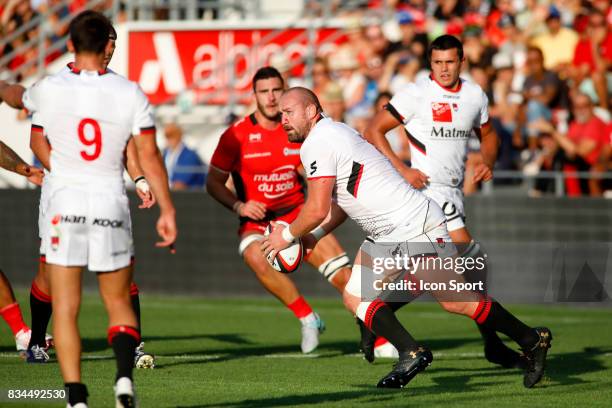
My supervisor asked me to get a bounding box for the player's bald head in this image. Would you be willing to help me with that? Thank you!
[280,87,324,143]
[282,87,323,114]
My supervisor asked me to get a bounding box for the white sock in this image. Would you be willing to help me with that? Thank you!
[300,312,317,326]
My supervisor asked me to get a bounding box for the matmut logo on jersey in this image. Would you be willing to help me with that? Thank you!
[430,126,472,139]
[431,102,453,122]
[253,165,296,199]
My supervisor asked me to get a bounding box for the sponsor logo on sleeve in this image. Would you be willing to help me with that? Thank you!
[309,160,317,175]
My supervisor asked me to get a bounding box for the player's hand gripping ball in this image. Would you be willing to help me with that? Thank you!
[264,221,304,274]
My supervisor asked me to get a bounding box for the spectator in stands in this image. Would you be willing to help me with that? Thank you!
[515,0,548,38]
[571,8,612,110]
[531,5,578,73]
[270,53,302,88]
[162,122,206,190]
[496,12,527,72]
[521,46,565,151]
[329,47,365,114]
[382,51,421,95]
[362,23,388,60]
[311,57,333,100]
[320,81,345,122]
[490,52,522,170]
[362,54,384,109]
[433,0,466,21]
[385,11,428,66]
[532,93,610,196]
[462,26,496,74]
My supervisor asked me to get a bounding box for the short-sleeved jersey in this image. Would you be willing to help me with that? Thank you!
[387,76,489,187]
[301,117,439,240]
[23,63,155,187]
[210,113,304,212]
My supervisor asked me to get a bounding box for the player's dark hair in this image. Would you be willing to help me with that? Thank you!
[427,34,464,62]
[252,66,284,91]
[69,10,112,54]
[285,87,323,114]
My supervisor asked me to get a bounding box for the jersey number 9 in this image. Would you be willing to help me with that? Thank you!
[78,118,102,161]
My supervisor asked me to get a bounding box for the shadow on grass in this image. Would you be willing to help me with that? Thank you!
[176,389,396,408]
[544,347,611,387]
[77,333,255,353]
[174,346,612,408]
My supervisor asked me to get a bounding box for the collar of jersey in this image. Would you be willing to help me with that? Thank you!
[429,74,462,93]
[67,62,108,76]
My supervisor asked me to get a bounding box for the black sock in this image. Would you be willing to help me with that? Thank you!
[29,290,52,348]
[388,301,409,312]
[65,382,88,406]
[366,301,418,354]
[477,323,505,345]
[130,293,141,331]
[478,301,539,350]
[111,332,138,380]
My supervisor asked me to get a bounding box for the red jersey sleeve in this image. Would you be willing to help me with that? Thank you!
[211,126,241,172]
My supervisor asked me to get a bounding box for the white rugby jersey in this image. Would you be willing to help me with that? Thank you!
[387,76,489,187]
[301,117,439,240]
[23,63,155,185]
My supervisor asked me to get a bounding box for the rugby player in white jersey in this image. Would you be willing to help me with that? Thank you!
[364,34,525,368]
[13,11,176,407]
[262,87,551,389]
[0,26,156,369]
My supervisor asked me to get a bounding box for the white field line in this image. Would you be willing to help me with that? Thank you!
[137,301,608,324]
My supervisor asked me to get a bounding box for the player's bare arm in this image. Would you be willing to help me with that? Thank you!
[301,201,348,255]
[125,138,156,209]
[133,131,177,249]
[0,140,44,185]
[261,177,335,258]
[472,121,499,183]
[364,109,429,189]
[30,126,50,171]
[206,166,266,220]
[0,81,25,109]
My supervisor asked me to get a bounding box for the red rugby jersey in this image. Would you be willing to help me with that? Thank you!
[210,113,305,212]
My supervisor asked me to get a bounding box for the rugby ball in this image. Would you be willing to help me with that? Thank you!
[264,221,304,274]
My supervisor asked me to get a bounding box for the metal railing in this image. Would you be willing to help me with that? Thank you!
[482,170,612,197]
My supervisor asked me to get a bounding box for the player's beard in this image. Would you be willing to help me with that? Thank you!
[284,126,305,143]
[257,102,281,122]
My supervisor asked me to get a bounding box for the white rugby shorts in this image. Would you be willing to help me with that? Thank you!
[345,203,456,297]
[42,183,133,272]
[422,184,466,232]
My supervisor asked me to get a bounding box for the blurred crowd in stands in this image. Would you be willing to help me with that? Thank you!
[1,0,610,196]
[0,0,114,78]
[292,0,612,197]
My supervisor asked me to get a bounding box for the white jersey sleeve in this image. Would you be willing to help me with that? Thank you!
[387,83,419,125]
[300,132,337,179]
[131,85,156,136]
[474,89,489,128]
[22,78,46,113]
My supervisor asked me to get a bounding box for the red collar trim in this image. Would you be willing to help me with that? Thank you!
[429,74,462,93]
[67,62,108,76]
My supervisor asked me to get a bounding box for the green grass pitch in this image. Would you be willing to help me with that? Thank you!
[1,292,611,407]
